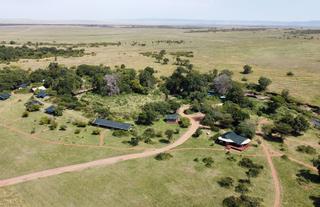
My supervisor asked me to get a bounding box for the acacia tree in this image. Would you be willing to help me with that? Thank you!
[258,77,272,91]
[103,74,120,96]
[213,74,233,95]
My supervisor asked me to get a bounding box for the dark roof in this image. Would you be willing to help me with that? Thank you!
[36,90,48,98]
[45,106,56,114]
[92,118,132,131]
[221,132,248,145]
[165,114,179,121]
[0,93,11,100]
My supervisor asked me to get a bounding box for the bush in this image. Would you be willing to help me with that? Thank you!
[296,145,316,154]
[59,125,67,131]
[74,129,81,134]
[113,130,130,137]
[202,157,214,168]
[235,183,250,194]
[128,137,139,146]
[26,104,41,112]
[22,111,29,118]
[192,128,203,138]
[241,77,248,82]
[179,117,190,128]
[238,158,263,177]
[218,177,234,188]
[165,129,174,142]
[287,71,294,76]
[223,195,263,207]
[143,128,156,138]
[92,129,101,135]
[155,153,173,161]
[39,116,51,125]
[73,120,87,128]
[49,120,58,130]
[242,65,253,74]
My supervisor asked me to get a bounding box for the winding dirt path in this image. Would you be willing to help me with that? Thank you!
[0,106,203,187]
[261,142,281,207]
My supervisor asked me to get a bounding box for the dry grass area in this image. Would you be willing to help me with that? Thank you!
[1,26,320,104]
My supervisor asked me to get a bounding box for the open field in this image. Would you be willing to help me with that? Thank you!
[0,137,274,207]
[1,26,320,105]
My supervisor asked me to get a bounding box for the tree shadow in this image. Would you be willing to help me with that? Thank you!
[309,195,320,207]
[259,134,284,143]
[296,169,320,184]
[159,139,170,144]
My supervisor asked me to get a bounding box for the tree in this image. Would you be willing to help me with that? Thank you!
[139,67,156,89]
[218,177,234,188]
[136,109,157,125]
[226,83,245,104]
[155,153,173,161]
[179,117,190,128]
[213,74,233,95]
[242,65,253,74]
[103,74,120,96]
[258,77,272,91]
[192,128,203,138]
[235,120,256,138]
[165,129,174,142]
[292,115,309,134]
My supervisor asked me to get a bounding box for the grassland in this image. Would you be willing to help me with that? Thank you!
[0,135,274,207]
[1,26,320,105]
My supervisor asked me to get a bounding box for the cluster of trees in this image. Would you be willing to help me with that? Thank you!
[136,100,180,125]
[0,45,84,62]
[93,66,157,96]
[0,67,29,91]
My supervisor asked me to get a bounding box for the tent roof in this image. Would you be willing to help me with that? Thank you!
[92,118,132,131]
[165,114,179,121]
[0,93,11,100]
[219,131,251,145]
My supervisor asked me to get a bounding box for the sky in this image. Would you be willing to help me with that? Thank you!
[1,0,320,22]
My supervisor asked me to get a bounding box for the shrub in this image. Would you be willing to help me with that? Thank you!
[30,128,36,134]
[73,120,87,128]
[165,129,174,142]
[143,128,156,138]
[242,65,253,74]
[287,71,294,76]
[179,117,190,128]
[92,129,101,135]
[49,120,58,130]
[192,128,203,138]
[113,130,130,137]
[26,104,41,112]
[74,129,81,134]
[59,125,67,131]
[218,177,234,188]
[22,111,29,118]
[296,145,316,154]
[39,116,51,125]
[155,153,173,161]
[223,195,263,207]
[235,183,250,194]
[128,137,139,146]
[202,157,214,168]
[241,77,248,82]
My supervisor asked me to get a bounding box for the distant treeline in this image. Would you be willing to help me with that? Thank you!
[0,45,85,62]
[0,41,122,48]
[286,29,320,35]
[185,27,269,33]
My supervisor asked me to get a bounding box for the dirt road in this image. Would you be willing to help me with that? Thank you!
[0,106,203,187]
[261,142,281,207]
